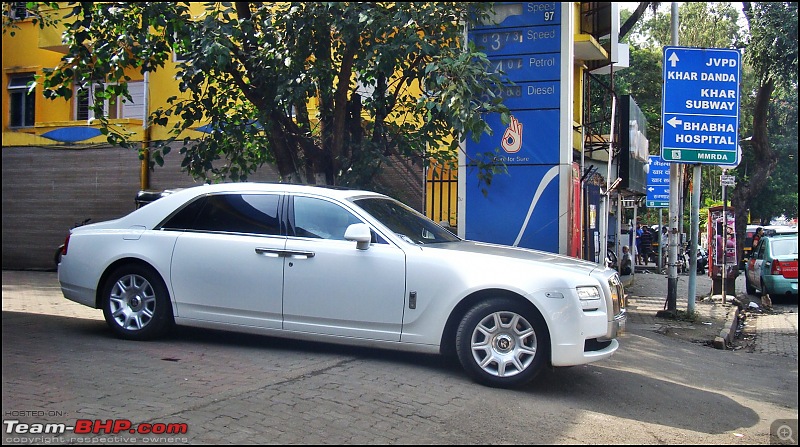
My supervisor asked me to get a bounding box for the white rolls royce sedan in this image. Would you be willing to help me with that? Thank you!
[58,182,626,388]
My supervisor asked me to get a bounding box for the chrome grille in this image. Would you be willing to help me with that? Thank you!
[608,274,624,315]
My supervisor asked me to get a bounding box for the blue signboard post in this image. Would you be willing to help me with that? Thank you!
[661,46,741,165]
[463,2,564,251]
[646,156,670,208]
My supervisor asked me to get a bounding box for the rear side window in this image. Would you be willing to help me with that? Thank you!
[162,194,281,236]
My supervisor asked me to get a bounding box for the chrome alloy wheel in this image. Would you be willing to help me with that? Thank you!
[470,311,537,378]
[108,274,157,331]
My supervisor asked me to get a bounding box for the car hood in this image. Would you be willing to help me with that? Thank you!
[424,240,605,276]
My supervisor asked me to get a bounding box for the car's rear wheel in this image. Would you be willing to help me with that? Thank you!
[759,277,770,297]
[101,265,173,340]
[455,297,549,388]
[745,274,755,294]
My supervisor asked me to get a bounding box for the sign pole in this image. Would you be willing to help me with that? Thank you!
[665,2,679,316]
[659,6,741,316]
[721,169,728,304]
[687,164,701,313]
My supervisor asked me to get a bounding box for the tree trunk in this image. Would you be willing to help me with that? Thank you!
[731,78,777,262]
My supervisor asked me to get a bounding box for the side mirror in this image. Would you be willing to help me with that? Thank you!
[344,223,372,250]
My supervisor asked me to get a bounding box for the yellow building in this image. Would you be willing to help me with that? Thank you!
[2,2,627,269]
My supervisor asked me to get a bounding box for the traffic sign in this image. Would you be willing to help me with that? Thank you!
[646,155,670,208]
[720,174,736,186]
[661,46,741,165]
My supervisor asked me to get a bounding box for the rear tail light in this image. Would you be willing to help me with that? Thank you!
[773,259,798,279]
[62,234,71,256]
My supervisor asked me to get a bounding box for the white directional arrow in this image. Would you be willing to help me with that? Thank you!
[668,52,680,67]
[648,186,655,192]
[667,116,683,128]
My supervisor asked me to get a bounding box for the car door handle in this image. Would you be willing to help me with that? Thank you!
[284,250,315,259]
[254,248,315,259]
[254,248,283,257]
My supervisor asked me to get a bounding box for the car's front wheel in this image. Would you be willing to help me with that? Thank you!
[455,297,549,388]
[101,265,173,340]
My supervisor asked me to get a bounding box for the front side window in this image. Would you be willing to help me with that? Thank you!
[161,194,281,236]
[8,74,35,127]
[291,196,363,241]
[755,240,766,259]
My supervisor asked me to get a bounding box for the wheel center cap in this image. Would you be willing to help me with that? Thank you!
[130,296,141,309]
[495,334,514,352]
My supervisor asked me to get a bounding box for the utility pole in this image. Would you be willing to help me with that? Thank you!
[662,2,680,317]
[688,163,701,313]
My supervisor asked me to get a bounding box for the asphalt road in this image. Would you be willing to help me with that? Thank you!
[2,270,798,445]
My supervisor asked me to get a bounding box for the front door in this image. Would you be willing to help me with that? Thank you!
[281,195,406,341]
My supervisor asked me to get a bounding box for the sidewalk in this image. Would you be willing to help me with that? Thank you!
[622,267,798,360]
[622,268,741,349]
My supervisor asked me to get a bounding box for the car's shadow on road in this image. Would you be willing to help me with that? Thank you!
[171,324,760,436]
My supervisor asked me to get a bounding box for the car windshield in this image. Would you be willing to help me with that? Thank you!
[353,197,460,245]
[771,237,798,257]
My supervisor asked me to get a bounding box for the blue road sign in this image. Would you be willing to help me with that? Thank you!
[464,2,563,253]
[646,155,670,208]
[661,46,740,165]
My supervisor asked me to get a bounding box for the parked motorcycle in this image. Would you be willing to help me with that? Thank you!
[677,244,708,274]
[696,245,708,274]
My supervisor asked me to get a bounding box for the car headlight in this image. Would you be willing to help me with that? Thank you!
[577,286,602,311]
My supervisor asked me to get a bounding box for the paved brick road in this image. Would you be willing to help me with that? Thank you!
[3,270,797,444]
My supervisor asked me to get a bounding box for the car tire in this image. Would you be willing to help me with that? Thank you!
[745,275,755,294]
[759,278,769,297]
[54,245,64,269]
[455,297,549,389]
[101,265,173,341]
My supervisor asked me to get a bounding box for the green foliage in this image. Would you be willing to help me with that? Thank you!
[607,45,663,151]
[739,88,798,221]
[619,2,798,227]
[742,2,798,91]
[34,2,510,188]
[630,2,745,49]
[732,1,798,226]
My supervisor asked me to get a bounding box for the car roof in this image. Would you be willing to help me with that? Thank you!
[764,232,797,238]
[767,225,798,234]
[117,182,391,229]
[169,182,386,200]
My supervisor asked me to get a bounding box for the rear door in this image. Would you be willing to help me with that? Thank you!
[168,193,286,329]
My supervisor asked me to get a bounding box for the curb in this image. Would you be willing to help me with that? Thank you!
[713,298,742,349]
